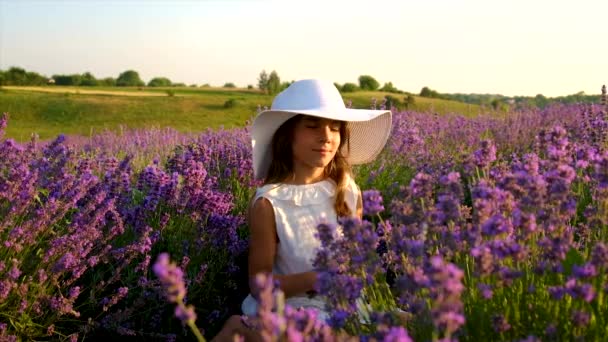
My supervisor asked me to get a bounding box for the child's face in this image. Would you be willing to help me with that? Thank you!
[292,116,342,171]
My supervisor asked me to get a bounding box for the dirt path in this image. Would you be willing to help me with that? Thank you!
[2,86,170,97]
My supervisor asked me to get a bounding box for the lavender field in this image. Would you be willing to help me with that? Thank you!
[1,99,607,341]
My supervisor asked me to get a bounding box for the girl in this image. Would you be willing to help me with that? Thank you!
[211,79,392,341]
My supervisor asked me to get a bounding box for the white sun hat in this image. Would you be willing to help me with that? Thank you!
[251,78,393,180]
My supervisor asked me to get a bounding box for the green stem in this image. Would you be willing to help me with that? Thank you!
[187,320,206,342]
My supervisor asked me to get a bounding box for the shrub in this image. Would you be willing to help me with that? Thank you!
[148,77,172,87]
[341,83,359,92]
[380,82,399,93]
[404,94,416,109]
[358,75,380,90]
[224,98,238,108]
[385,95,401,109]
[116,70,145,87]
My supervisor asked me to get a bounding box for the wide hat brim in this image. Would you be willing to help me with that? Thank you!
[251,107,392,180]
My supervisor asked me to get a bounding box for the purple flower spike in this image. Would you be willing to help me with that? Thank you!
[473,140,497,168]
[153,253,187,303]
[362,189,385,216]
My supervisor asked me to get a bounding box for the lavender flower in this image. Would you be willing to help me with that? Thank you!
[153,254,205,340]
[153,253,187,304]
[492,314,511,333]
[572,310,591,328]
[473,140,497,168]
[362,189,385,216]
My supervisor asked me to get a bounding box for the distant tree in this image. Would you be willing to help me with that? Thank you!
[80,72,98,86]
[534,94,548,108]
[279,80,293,92]
[171,82,186,87]
[420,86,441,98]
[247,84,253,89]
[257,70,269,93]
[24,71,46,85]
[491,98,501,110]
[224,98,239,108]
[404,94,416,109]
[52,74,82,86]
[223,82,236,88]
[341,82,359,92]
[267,70,281,95]
[148,77,172,87]
[0,71,5,86]
[201,83,210,87]
[99,77,116,86]
[358,75,380,91]
[6,67,27,85]
[189,84,197,87]
[116,70,144,87]
[385,95,401,109]
[420,86,432,97]
[380,82,398,93]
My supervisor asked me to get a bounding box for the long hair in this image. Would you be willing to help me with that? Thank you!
[264,114,353,217]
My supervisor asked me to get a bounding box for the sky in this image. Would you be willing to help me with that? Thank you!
[1,0,606,97]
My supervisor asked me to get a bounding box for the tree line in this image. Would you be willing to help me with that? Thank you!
[0,67,197,88]
[417,86,603,109]
[1,66,601,109]
[0,67,408,95]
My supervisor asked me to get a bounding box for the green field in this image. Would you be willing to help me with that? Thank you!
[0,86,482,141]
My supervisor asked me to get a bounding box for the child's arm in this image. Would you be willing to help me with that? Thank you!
[247,197,317,299]
[356,184,363,220]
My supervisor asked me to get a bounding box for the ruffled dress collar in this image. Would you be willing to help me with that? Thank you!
[257,179,337,206]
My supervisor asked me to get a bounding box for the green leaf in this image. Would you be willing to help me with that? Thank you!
[563,248,585,276]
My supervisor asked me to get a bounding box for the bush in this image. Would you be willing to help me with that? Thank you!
[166,89,175,97]
[223,83,236,88]
[99,77,116,86]
[404,94,416,109]
[358,75,380,90]
[53,74,82,86]
[341,83,359,92]
[420,86,441,98]
[380,82,399,93]
[80,72,98,86]
[0,118,254,340]
[385,95,401,109]
[148,77,172,87]
[224,98,238,108]
[116,70,144,87]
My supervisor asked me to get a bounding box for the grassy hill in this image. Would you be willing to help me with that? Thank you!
[0,85,482,142]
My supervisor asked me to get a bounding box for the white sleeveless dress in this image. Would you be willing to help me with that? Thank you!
[241,176,366,323]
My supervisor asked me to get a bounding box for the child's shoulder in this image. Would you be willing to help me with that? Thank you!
[252,183,281,202]
[345,173,360,193]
